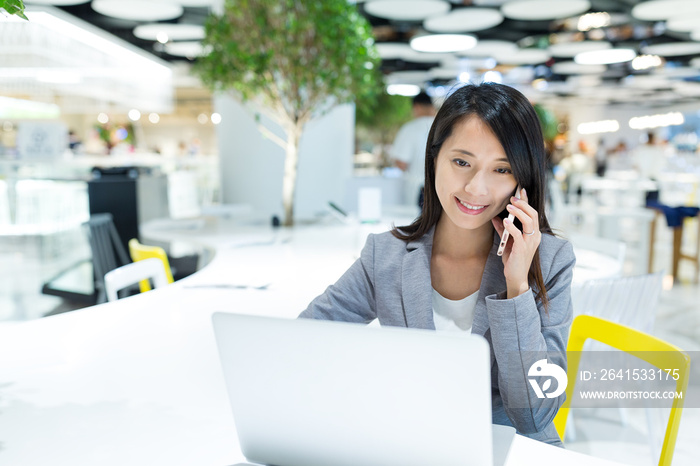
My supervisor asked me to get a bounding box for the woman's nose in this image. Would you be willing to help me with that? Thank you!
[463,171,489,197]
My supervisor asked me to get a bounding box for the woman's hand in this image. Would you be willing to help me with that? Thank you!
[491,188,541,299]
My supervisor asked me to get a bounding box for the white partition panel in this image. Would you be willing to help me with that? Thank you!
[213,95,354,222]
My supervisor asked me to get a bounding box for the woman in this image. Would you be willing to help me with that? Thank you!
[299,83,574,446]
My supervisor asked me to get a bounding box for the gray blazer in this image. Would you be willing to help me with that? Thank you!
[299,227,575,446]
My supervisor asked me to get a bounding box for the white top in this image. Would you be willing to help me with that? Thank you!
[632,144,667,179]
[432,288,479,333]
[390,116,434,203]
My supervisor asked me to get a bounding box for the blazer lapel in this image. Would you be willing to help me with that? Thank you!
[471,231,506,336]
[401,228,435,329]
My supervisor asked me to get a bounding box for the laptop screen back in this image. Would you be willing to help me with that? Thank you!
[212,313,493,466]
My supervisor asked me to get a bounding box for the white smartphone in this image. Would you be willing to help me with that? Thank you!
[497,186,522,257]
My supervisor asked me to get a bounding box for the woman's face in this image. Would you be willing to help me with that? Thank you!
[434,116,518,232]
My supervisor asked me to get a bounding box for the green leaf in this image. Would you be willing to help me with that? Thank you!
[534,104,559,142]
[1,0,28,20]
[193,0,380,123]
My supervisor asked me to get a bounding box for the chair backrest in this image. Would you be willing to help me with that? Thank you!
[572,272,663,334]
[83,213,131,303]
[554,315,690,466]
[104,258,169,302]
[128,238,175,292]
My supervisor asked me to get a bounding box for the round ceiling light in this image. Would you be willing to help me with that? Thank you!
[429,67,461,80]
[387,84,422,97]
[375,43,413,60]
[164,41,209,58]
[566,75,603,89]
[387,70,431,83]
[632,54,664,70]
[574,48,635,65]
[666,15,700,33]
[548,40,611,58]
[551,61,606,75]
[424,8,504,33]
[410,34,477,53]
[642,42,700,57]
[622,75,672,91]
[457,39,517,57]
[447,56,495,69]
[631,0,700,21]
[495,48,551,65]
[92,0,183,21]
[365,0,450,22]
[653,66,700,78]
[375,43,454,62]
[501,0,591,21]
[403,49,454,63]
[134,24,205,42]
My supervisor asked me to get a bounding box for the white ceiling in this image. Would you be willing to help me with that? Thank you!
[0,6,174,114]
[5,0,700,114]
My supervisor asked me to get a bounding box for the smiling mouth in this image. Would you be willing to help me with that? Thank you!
[456,198,488,211]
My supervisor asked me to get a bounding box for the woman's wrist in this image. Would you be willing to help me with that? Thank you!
[507,281,530,299]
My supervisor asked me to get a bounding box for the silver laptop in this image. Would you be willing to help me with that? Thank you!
[212,313,515,466]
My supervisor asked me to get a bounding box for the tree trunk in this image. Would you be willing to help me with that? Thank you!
[282,125,302,227]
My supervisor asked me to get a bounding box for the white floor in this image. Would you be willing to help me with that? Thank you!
[1,202,699,466]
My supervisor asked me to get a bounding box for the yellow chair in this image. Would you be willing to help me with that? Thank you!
[128,238,175,293]
[554,315,690,466]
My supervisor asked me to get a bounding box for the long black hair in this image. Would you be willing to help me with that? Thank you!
[392,82,554,311]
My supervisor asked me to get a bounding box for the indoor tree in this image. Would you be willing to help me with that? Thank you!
[195,0,380,226]
[0,0,26,19]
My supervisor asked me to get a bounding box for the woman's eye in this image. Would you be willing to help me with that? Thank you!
[496,168,512,174]
[454,159,469,167]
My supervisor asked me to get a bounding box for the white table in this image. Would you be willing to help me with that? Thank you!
[0,218,628,466]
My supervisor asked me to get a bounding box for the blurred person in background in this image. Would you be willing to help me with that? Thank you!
[633,131,668,180]
[606,139,632,171]
[594,138,607,177]
[391,91,436,208]
[558,140,595,203]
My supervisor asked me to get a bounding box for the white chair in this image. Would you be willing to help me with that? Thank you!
[104,258,169,302]
[572,271,664,333]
